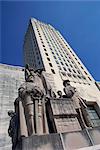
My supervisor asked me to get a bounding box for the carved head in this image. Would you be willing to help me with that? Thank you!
[63,80,70,87]
[8,110,15,117]
[27,75,35,82]
[25,64,30,69]
[57,90,62,97]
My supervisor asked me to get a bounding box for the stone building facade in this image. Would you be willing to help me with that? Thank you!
[0,64,24,150]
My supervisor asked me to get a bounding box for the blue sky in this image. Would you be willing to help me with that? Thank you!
[1,1,100,81]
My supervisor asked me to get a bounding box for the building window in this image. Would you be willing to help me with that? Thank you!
[54,56,56,59]
[88,77,92,81]
[77,75,81,79]
[45,53,48,56]
[65,63,68,66]
[44,48,47,51]
[47,57,50,61]
[70,64,73,68]
[77,70,81,74]
[87,105,100,127]
[51,69,55,74]
[63,67,67,71]
[63,58,66,62]
[73,74,76,78]
[81,102,100,127]
[81,66,84,69]
[49,63,53,67]
[61,62,64,65]
[84,71,88,75]
[68,68,71,72]
[73,69,76,73]
[37,56,39,59]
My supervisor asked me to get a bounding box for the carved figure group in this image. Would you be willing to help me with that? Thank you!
[56,80,76,99]
[18,65,45,135]
[8,64,92,150]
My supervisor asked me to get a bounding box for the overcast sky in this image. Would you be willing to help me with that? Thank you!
[1,1,100,81]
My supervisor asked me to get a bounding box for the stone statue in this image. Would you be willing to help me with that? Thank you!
[57,90,63,98]
[63,80,76,98]
[18,65,45,135]
[8,110,18,150]
[63,80,89,129]
[49,88,56,98]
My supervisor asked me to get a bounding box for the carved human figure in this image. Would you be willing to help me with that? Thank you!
[57,90,63,98]
[18,66,45,136]
[8,110,18,150]
[63,80,88,129]
[63,80,76,98]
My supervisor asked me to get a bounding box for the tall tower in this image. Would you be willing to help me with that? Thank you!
[24,18,100,103]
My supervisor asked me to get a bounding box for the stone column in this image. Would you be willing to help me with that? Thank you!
[19,100,28,137]
[23,94,35,136]
[42,97,49,134]
[34,98,39,134]
[38,100,43,134]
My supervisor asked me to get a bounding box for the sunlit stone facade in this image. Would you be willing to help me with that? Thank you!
[0,64,24,150]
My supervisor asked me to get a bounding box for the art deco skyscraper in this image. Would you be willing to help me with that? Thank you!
[1,18,100,150]
[24,18,100,104]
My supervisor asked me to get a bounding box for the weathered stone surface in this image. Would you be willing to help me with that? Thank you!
[0,64,24,150]
[62,130,92,149]
[88,127,100,145]
[15,128,100,150]
[17,133,63,150]
[46,98,81,133]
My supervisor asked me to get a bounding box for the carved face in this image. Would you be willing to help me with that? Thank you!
[63,80,70,87]
[65,82,70,86]
[57,91,62,96]
[63,81,70,87]
[8,110,15,117]
[27,75,35,82]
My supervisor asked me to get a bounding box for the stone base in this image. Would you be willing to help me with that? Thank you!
[15,127,100,150]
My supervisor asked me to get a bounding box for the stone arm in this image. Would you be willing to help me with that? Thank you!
[25,69,30,81]
[8,121,13,137]
[18,83,27,99]
[63,87,69,96]
[79,98,87,109]
[8,115,17,137]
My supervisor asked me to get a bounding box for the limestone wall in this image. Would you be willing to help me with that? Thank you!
[0,64,24,150]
